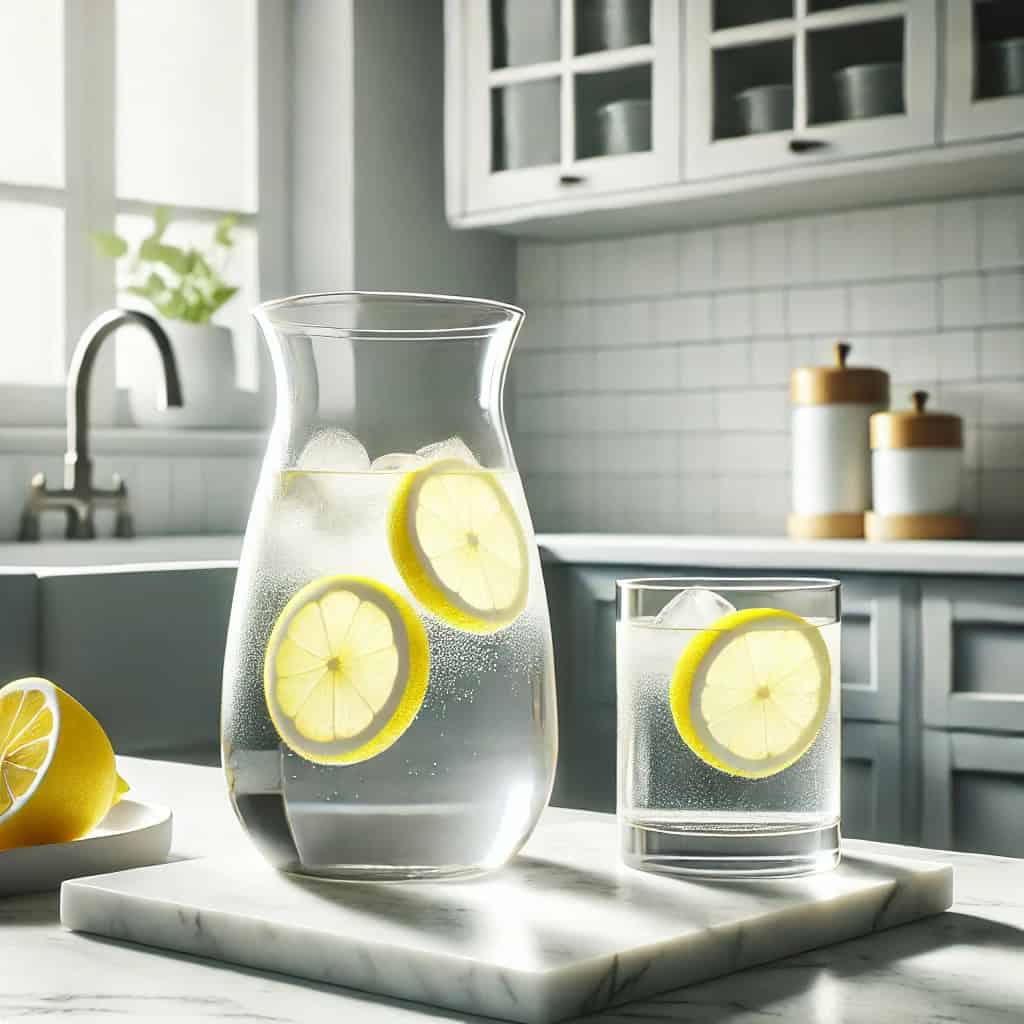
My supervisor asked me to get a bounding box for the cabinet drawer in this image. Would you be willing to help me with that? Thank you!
[841,722,903,844]
[922,729,1024,856]
[921,578,1024,734]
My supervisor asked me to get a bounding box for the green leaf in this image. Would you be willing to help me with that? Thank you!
[209,285,238,311]
[148,206,170,242]
[139,239,191,275]
[90,231,128,260]
[214,214,237,247]
[154,291,187,320]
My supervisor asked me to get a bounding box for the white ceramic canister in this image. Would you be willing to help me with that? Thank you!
[866,390,970,540]
[789,342,889,539]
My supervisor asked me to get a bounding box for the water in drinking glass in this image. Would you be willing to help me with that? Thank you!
[616,578,841,878]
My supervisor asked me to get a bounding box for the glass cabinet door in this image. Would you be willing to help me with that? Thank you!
[463,0,679,215]
[944,0,1024,143]
[686,0,938,181]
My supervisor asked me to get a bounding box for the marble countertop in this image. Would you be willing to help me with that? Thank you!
[3,757,1023,1022]
[537,533,1024,576]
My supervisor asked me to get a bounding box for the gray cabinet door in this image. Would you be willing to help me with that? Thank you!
[921,578,1024,734]
[836,575,912,724]
[922,729,1024,856]
[841,722,903,844]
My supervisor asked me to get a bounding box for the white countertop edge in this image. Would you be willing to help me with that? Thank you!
[536,533,1024,576]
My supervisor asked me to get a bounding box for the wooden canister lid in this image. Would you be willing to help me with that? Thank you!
[870,390,963,449]
[791,342,890,406]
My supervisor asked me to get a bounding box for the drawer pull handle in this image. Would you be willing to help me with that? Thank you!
[559,173,585,185]
[789,138,828,153]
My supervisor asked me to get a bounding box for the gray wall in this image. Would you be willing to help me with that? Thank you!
[511,192,1024,538]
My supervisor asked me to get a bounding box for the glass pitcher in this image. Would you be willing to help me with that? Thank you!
[221,293,557,880]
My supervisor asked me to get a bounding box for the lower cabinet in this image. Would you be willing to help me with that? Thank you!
[922,729,1024,858]
[841,723,903,843]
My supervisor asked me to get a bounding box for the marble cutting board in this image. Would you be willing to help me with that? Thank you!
[60,809,952,1023]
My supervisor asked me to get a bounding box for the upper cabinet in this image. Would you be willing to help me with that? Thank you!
[944,0,1024,143]
[444,0,1024,235]
[687,0,937,179]
[449,0,680,217]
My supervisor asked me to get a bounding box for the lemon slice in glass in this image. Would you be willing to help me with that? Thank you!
[0,677,128,850]
[264,576,429,765]
[388,458,529,634]
[669,608,831,779]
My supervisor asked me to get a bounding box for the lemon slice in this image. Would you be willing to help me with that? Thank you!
[388,458,529,634]
[669,609,831,779]
[0,678,128,851]
[264,575,429,765]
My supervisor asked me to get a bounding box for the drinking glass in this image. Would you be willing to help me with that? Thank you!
[616,577,841,878]
[221,292,558,880]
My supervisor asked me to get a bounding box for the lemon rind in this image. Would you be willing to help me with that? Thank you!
[669,608,831,780]
[263,574,430,766]
[387,458,529,635]
[0,678,60,825]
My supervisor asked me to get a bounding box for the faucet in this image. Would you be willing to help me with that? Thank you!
[19,308,184,541]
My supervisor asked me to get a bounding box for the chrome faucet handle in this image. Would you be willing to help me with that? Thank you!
[111,473,134,538]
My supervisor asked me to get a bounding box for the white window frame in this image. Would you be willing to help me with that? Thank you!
[0,0,289,433]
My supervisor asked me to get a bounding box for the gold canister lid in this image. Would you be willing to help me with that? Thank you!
[791,342,890,406]
[870,390,963,449]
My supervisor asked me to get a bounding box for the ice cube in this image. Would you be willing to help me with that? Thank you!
[654,588,737,628]
[370,452,427,472]
[297,429,370,471]
[416,436,479,466]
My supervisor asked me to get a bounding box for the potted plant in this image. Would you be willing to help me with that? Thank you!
[92,208,242,428]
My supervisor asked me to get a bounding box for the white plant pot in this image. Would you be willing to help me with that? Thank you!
[129,322,240,429]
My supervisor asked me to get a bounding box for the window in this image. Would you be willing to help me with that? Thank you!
[0,0,288,428]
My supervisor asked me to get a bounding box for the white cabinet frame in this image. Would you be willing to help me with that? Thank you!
[448,0,681,218]
[687,0,939,180]
[943,0,1024,144]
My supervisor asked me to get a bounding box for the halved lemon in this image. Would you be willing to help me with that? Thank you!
[388,458,529,634]
[264,575,429,765]
[669,609,831,779]
[0,678,128,851]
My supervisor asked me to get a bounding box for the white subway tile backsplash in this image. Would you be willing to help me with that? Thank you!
[750,339,791,386]
[980,194,1024,270]
[939,199,979,274]
[715,225,751,290]
[560,242,595,302]
[786,217,817,284]
[514,191,1024,538]
[714,291,754,339]
[627,233,678,296]
[716,389,787,432]
[983,270,1024,325]
[678,229,716,292]
[170,458,205,534]
[851,280,937,332]
[753,289,786,336]
[653,295,712,343]
[788,286,846,335]
[980,327,1024,377]
[941,273,984,328]
[750,220,787,288]
[593,238,629,299]
[893,203,940,278]
[981,428,1024,470]
[594,301,650,348]
[935,331,979,381]
[678,345,722,389]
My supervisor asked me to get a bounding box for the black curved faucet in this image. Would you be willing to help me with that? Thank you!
[20,308,184,540]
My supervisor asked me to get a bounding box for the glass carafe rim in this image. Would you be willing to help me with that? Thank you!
[254,290,524,341]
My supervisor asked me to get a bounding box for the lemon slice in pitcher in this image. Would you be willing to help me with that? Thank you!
[264,576,429,765]
[388,458,529,633]
[669,609,831,779]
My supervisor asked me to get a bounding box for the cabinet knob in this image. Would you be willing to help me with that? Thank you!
[559,173,585,185]
[789,138,828,153]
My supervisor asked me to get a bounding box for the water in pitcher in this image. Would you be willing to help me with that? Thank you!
[222,437,555,880]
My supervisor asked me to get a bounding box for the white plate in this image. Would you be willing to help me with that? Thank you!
[0,800,172,897]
